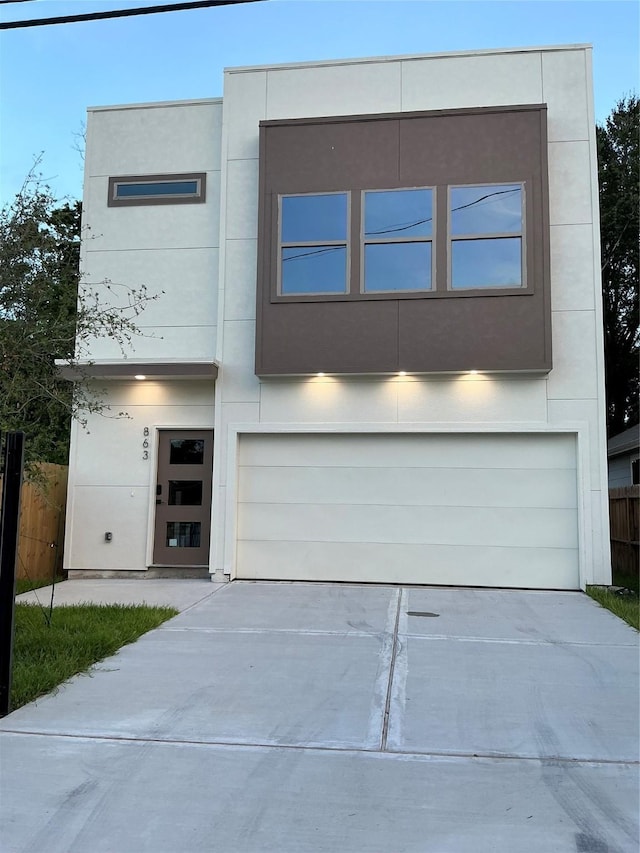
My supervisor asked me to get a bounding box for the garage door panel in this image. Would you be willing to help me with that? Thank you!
[237,541,580,590]
[236,433,580,589]
[238,503,578,549]
[240,433,576,470]
[238,466,577,509]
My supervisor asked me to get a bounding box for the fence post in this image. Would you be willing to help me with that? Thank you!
[0,432,26,717]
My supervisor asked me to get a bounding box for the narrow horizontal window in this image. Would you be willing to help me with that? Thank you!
[116,180,198,198]
[363,188,433,293]
[279,193,348,295]
[449,184,524,289]
[108,173,206,206]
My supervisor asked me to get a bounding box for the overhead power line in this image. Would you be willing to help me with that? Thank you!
[0,0,265,30]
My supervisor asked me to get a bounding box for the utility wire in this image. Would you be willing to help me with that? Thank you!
[365,187,519,237]
[283,246,344,263]
[0,0,265,30]
[284,187,521,261]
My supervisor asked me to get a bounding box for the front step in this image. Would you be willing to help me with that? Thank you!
[67,567,212,580]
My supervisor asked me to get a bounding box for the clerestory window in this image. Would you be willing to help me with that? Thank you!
[108,173,206,207]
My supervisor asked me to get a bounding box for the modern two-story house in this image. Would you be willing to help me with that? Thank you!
[62,45,611,590]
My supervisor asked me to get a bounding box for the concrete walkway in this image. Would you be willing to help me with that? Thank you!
[2,582,639,852]
[15,578,222,611]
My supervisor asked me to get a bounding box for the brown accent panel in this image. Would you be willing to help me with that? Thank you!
[399,110,544,186]
[256,105,551,376]
[398,292,549,373]
[263,120,400,193]
[258,300,399,374]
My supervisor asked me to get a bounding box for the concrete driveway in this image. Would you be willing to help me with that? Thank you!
[1,582,638,852]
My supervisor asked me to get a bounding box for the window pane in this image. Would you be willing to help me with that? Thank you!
[170,439,205,465]
[168,481,203,506]
[451,185,522,235]
[166,522,201,548]
[281,246,347,294]
[281,194,347,243]
[364,242,432,292]
[116,181,199,197]
[365,189,433,238]
[451,238,522,288]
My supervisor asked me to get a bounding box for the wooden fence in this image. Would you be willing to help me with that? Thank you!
[609,485,639,585]
[0,464,68,583]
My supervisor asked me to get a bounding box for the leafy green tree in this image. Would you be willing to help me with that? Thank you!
[597,95,639,435]
[0,168,157,466]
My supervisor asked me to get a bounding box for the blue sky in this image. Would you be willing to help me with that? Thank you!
[0,0,638,206]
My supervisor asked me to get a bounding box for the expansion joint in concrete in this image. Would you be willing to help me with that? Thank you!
[380,587,403,752]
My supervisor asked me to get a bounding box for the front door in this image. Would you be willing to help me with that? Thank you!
[153,430,213,566]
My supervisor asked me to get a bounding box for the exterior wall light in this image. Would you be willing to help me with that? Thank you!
[398,371,407,376]
[134,374,146,380]
[316,372,325,377]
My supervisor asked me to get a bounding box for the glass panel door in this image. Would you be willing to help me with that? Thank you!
[153,429,213,566]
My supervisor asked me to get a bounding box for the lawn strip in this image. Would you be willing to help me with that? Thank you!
[586,586,639,631]
[11,603,178,710]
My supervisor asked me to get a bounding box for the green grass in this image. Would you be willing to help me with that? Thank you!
[11,603,178,710]
[586,586,639,631]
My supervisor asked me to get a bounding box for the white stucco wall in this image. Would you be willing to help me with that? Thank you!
[66,99,222,571]
[64,381,215,571]
[80,99,222,363]
[212,45,610,587]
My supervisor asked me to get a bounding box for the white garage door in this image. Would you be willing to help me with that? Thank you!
[236,433,579,589]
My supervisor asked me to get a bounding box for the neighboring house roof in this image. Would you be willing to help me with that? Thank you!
[607,424,640,459]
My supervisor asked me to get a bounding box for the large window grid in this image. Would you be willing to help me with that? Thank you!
[276,182,527,300]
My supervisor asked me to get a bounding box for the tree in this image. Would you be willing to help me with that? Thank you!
[0,167,158,467]
[597,95,639,435]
